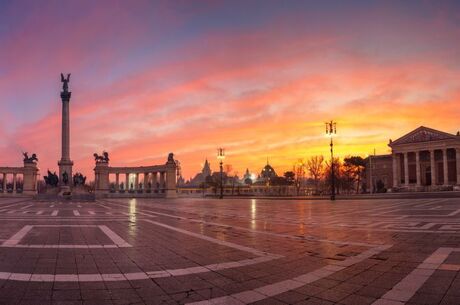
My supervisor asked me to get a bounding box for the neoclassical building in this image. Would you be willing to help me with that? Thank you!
[366,126,460,192]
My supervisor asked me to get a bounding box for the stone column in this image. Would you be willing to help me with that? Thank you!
[125,173,129,191]
[392,153,398,188]
[12,173,17,193]
[430,150,436,186]
[404,152,409,186]
[2,173,6,193]
[456,148,460,185]
[115,173,119,191]
[135,173,139,191]
[443,149,449,185]
[152,172,158,191]
[143,173,148,192]
[58,83,73,186]
[415,151,421,187]
[159,172,165,191]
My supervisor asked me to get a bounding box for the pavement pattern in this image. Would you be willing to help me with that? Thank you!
[0,197,458,305]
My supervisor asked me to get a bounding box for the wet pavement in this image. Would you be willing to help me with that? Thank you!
[0,197,458,305]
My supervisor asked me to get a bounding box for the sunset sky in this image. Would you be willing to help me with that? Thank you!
[1,0,460,180]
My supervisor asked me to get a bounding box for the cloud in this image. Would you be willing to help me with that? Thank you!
[1,1,460,180]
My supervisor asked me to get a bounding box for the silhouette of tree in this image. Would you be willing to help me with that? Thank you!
[343,156,366,194]
[292,159,306,196]
[283,171,295,185]
[306,155,324,194]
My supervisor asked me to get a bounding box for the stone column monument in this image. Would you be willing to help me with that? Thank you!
[23,157,39,195]
[58,73,73,191]
[94,152,110,198]
[165,153,178,198]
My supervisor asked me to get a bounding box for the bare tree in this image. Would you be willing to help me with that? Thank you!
[306,155,324,195]
[293,159,306,196]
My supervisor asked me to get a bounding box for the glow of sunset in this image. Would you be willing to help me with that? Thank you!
[1,1,460,180]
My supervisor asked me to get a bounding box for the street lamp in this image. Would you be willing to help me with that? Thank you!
[325,120,337,200]
[217,148,225,199]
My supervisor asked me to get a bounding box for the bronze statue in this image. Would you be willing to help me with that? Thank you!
[93,151,109,163]
[44,170,59,187]
[168,153,174,163]
[61,73,71,93]
[23,152,38,163]
[62,171,69,185]
[73,172,86,186]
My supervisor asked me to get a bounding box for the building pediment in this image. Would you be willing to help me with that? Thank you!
[389,126,459,147]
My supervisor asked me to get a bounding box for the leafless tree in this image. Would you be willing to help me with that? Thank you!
[306,155,324,194]
[293,159,306,196]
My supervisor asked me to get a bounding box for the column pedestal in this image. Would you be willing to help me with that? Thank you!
[23,162,38,195]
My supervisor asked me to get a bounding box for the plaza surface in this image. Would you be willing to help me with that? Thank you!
[0,198,458,304]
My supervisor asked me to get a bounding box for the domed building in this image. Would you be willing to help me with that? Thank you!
[255,161,277,185]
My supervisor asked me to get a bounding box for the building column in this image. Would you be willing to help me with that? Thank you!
[443,149,449,185]
[135,173,139,191]
[152,172,158,191]
[404,152,409,186]
[125,173,130,191]
[115,173,119,191]
[12,173,17,192]
[2,173,6,193]
[160,172,165,191]
[143,173,148,192]
[430,150,436,186]
[392,153,398,188]
[416,151,421,187]
[456,148,460,185]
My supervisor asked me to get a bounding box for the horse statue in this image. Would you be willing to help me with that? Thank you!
[94,151,109,163]
[23,152,38,163]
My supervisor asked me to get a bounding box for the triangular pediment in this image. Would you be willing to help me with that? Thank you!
[390,126,458,146]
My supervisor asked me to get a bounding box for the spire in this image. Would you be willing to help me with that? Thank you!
[202,158,211,176]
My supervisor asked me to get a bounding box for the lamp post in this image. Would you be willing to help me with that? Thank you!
[325,121,337,200]
[217,148,225,199]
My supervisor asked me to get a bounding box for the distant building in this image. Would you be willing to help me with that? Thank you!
[187,159,212,187]
[255,161,277,185]
[242,168,252,183]
[365,126,460,192]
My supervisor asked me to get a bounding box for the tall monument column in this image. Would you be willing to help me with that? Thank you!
[57,73,73,188]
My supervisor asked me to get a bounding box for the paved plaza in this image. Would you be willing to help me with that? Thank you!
[0,198,458,304]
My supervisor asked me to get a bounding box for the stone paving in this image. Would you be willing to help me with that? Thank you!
[0,197,458,304]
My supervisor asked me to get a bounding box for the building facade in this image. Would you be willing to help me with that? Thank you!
[366,126,460,192]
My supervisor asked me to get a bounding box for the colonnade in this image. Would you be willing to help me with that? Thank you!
[0,172,21,193]
[0,162,39,195]
[94,154,177,198]
[392,148,460,188]
[112,171,166,192]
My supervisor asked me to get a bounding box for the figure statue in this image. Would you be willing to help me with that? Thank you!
[44,170,59,187]
[62,171,69,186]
[168,153,174,163]
[23,152,38,163]
[61,73,71,93]
[93,151,110,163]
[73,172,87,186]
[103,151,109,162]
